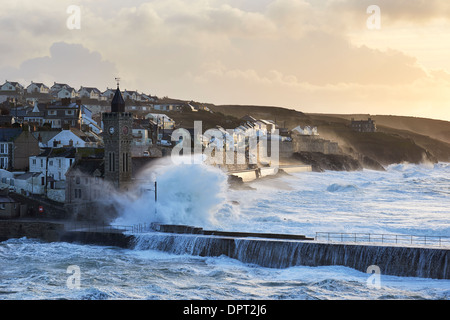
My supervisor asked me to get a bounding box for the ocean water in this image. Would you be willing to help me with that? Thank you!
[1,161,449,300]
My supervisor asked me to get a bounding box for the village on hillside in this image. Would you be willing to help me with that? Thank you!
[0,80,374,220]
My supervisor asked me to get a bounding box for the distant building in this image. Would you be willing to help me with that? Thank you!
[24,102,46,126]
[0,194,20,218]
[55,87,77,99]
[351,118,377,133]
[12,130,41,171]
[64,157,106,220]
[0,81,24,103]
[0,128,22,170]
[46,128,101,148]
[78,86,101,100]
[51,82,73,93]
[26,82,50,94]
[44,99,82,129]
[145,113,175,130]
[291,126,340,155]
[29,148,76,185]
[0,81,24,94]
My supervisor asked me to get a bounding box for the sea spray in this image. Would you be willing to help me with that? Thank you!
[112,157,234,228]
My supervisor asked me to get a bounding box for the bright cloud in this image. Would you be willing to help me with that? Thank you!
[0,0,449,121]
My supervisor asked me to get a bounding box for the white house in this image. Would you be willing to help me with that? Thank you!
[153,104,182,112]
[55,87,77,99]
[292,125,318,136]
[50,82,73,94]
[1,81,24,93]
[29,148,76,183]
[46,128,100,148]
[132,127,151,146]
[26,82,49,94]
[122,90,139,101]
[145,113,175,130]
[102,88,116,100]
[255,119,277,134]
[81,114,102,134]
[140,94,156,103]
[8,172,45,196]
[78,87,101,100]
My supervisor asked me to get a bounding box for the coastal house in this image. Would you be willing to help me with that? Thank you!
[0,81,24,94]
[145,113,175,130]
[132,123,151,146]
[55,87,77,99]
[51,82,72,93]
[32,131,60,148]
[64,157,106,220]
[102,88,116,100]
[24,102,45,126]
[8,172,45,196]
[291,126,339,155]
[11,130,41,171]
[0,194,20,218]
[350,118,377,133]
[292,125,318,136]
[255,119,277,134]
[26,82,50,94]
[122,90,139,101]
[29,148,76,186]
[46,128,101,148]
[0,81,24,103]
[44,99,82,129]
[78,87,101,100]
[0,128,22,170]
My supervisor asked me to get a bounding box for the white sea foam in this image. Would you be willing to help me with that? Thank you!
[2,162,448,300]
[113,157,234,228]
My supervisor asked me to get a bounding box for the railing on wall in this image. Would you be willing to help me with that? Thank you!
[315,232,450,247]
[65,221,151,234]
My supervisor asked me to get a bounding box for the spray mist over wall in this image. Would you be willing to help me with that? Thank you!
[112,157,234,228]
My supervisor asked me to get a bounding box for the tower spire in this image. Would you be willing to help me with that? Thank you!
[111,78,125,113]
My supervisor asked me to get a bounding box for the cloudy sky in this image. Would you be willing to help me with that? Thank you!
[1,0,450,121]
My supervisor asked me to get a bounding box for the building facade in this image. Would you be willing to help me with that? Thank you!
[350,118,377,133]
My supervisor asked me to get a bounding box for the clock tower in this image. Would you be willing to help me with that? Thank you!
[102,83,133,190]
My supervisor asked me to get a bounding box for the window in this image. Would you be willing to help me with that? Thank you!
[0,204,5,210]
[76,176,80,184]
[40,159,44,167]
[48,110,57,116]
[0,143,6,154]
[74,189,82,199]
[0,157,8,169]
[32,159,36,165]
[109,152,115,172]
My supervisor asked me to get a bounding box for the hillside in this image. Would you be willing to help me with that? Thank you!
[320,114,450,144]
[208,104,450,167]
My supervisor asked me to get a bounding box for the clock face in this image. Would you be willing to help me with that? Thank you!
[122,126,129,135]
[109,126,115,135]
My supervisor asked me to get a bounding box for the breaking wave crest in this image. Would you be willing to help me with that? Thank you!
[113,158,233,228]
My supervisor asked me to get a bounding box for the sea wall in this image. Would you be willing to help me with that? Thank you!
[0,220,64,242]
[131,233,450,280]
[1,220,448,280]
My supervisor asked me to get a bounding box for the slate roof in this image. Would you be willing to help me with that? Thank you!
[0,128,22,142]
